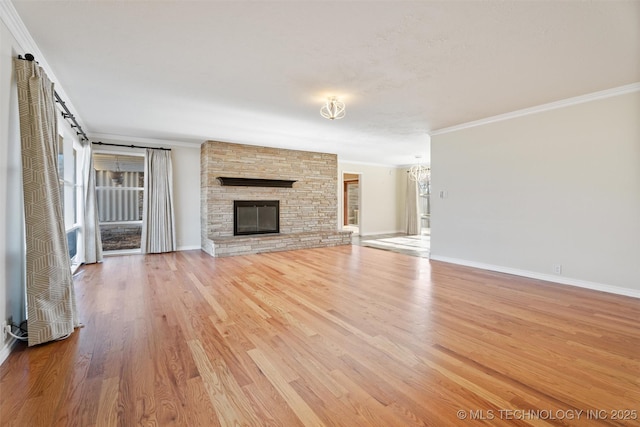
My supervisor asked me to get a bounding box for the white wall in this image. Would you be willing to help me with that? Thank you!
[171,145,201,249]
[430,90,640,297]
[0,16,26,361]
[338,161,402,235]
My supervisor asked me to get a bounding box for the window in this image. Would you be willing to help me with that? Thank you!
[57,135,82,270]
[93,153,145,253]
[418,178,430,234]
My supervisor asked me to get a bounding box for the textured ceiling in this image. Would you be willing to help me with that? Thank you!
[10,0,640,166]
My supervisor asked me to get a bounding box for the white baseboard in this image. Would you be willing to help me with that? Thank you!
[360,229,404,237]
[429,255,640,299]
[0,337,17,366]
[177,245,201,251]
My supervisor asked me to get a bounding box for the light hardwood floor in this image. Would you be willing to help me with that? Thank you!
[1,246,639,426]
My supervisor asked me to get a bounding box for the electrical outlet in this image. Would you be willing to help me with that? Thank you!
[553,264,563,275]
[2,316,13,341]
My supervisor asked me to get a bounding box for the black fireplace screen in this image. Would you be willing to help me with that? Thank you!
[234,200,279,236]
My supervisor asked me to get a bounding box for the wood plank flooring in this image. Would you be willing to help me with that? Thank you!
[1,246,639,426]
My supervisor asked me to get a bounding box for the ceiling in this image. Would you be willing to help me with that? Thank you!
[10,1,640,166]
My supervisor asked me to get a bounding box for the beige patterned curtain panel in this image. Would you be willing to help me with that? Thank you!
[14,58,78,346]
[141,148,176,253]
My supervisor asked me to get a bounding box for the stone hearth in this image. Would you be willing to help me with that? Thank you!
[200,141,351,257]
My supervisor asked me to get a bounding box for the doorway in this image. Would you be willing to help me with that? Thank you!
[343,172,360,235]
[93,152,145,254]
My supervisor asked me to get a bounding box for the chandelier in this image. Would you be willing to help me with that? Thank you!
[320,97,345,120]
[409,157,430,183]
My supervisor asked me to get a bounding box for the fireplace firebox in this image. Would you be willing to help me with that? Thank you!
[234,200,279,236]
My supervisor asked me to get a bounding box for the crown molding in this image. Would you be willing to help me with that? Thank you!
[0,0,86,130]
[338,159,399,168]
[430,82,640,136]
[0,0,31,52]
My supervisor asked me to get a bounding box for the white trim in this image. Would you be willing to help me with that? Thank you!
[398,163,431,169]
[340,170,362,234]
[0,0,86,130]
[0,1,31,53]
[430,82,640,136]
[0,337,17,366]
[359,229,404,237]
[429,255,640,299]
[178,245,201,251]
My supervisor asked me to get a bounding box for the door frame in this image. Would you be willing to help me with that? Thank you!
[341,171,362,232]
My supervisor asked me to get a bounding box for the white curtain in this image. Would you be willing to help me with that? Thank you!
[406,174,420,235]
[14,58,78,346]
[141,149,176,253]
[82,141,103,264]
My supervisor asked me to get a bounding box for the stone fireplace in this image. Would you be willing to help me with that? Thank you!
[200,141,352,257]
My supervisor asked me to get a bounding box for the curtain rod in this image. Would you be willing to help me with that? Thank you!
[92,141,171,151]
[17,53,89,142]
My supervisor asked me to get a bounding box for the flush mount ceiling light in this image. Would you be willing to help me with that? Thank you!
[320,97,346,120]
